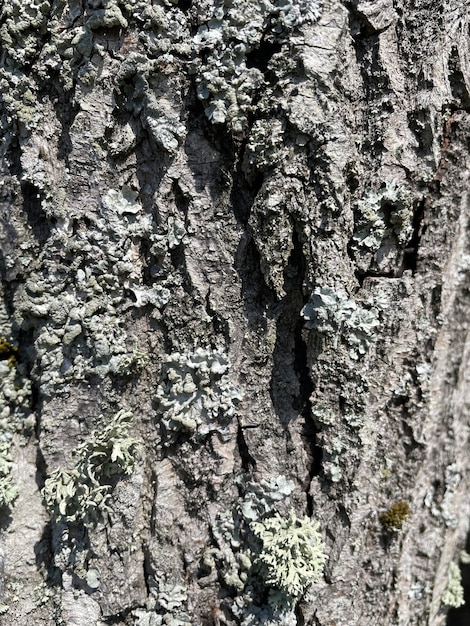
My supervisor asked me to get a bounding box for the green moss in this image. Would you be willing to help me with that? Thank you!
[379,501,410,532]
[0,336,18,360]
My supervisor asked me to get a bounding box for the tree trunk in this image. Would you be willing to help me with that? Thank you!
[0,1,469,625]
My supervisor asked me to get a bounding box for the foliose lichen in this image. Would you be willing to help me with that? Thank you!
[232,600,297,626]
[301,286,380,358]
[442,562,465,608]
[350,180,414,272]
[42,410,139,524]
[155,347,242,442]
[114,52,186,154]
[0,331,32,507]
[251,510,326,604]
[192,0,323,133]
[242,118,284,180]
[239,474,294,521]
[15,186,172,395]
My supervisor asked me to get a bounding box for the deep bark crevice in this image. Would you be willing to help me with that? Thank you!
[236,423,256,471]
[235,234,275,334]
[401,198,426,273]
[270,226,323,504]
[20,181,51,246]
[245,40,282,75]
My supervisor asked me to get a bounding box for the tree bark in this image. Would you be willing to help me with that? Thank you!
[0,1,469,625]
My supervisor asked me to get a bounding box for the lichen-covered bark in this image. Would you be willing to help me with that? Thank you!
[0,1,469,625]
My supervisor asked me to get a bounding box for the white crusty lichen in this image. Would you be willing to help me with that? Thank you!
[42,410,139,524]
[301,286,380,358]
[251,510,326,604]
[442,562,465,608]
[155,347,242,442]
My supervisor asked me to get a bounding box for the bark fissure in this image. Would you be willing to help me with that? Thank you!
[1,2,469,624]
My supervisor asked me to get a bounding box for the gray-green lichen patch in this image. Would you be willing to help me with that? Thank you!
[301,286,380,358]
[192,0,323,133]
[155,347,242,442]
[133,577,192,625]
[42,410,139,524]
[239,475,294,521]
[0,330,33,507]
[242,119,284,181]
[113,52,187,154]
[233,602,297,626]
[197,476,300,619]
[13,185,176,395]
[350,180,414,274]
[86,1,128,31]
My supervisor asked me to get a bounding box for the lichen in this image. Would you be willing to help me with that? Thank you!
[42,410,139,524]
[192,0,323,134]
[113,52,186,154]
[15,186,169,394]
[155,347,242,442]
[232,600,297,626]
[301,286,380,358]
[350,180,414,273]
[134,577,192,625]
[239,475,294,521]
[0,437,17,507]
[242,118,284,180]
[442,562,465,608]
[0,330,32,507]
[251,510,326,604]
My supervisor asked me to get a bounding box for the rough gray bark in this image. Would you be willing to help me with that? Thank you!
[0,1,469,625]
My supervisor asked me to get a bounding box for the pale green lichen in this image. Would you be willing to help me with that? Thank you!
[442,562,465,608]
[251,510,326,604]
[42,410,139,523]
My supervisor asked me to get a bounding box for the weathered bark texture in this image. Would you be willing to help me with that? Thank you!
[0,1,469,625]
